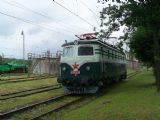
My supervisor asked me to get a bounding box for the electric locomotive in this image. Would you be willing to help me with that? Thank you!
[57,33,127,94]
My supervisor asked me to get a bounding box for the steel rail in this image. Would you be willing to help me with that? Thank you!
[0,94,69,119]
[0,85,56,96]
[127,70,141,79]
[0,76,33,81]
[0,70,141,119]
[0,75,55,82]
[0,85,62,101]
[0,76,56,85]
[29,97,84,120]
[27,71,141,120]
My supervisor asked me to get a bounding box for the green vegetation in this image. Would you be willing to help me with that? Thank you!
[9,96,79,120]
[0,75,61,113]
[127,69,135,75]
[0,88,63,112]
[0,78,57,94]
[0,75,64,115]
[46,70,160,120]
[0,74,27,79]
[99,0,160,90]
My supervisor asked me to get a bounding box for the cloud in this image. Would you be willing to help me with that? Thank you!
[0,0,119,59]
[0,14,19,36]
[28,27,42,35]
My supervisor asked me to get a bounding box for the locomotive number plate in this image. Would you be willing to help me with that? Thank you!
[71,70,80,75]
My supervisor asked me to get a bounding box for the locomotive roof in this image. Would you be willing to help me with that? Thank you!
[62,39,125,54]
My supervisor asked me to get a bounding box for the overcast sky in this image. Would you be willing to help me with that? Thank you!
[0,0,122,59]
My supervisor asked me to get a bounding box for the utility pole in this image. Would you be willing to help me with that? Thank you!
[21,30,25,73]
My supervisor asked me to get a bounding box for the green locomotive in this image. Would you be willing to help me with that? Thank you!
[58,33,127,93]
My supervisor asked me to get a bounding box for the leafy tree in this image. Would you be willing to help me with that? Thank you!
[99,0,160,90]
[0,56,3,64]
[130,26,154,65]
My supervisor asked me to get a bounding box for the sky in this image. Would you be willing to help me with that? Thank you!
[0,0,122,59]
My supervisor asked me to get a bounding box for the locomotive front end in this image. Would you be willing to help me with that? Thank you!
[58,41,101,94]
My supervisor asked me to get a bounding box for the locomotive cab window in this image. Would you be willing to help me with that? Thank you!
[78,46,93,56]
[63,46,74,57]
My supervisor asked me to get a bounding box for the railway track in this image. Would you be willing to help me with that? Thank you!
[0,71,140,120]
[0,75,45,81]
[0,84,62,100]
[0,94,69,120]
[127,70,140,79]
[0,76,56,85]
[0,75,54,81]
[29,97,84,120]
[30,71,141,120]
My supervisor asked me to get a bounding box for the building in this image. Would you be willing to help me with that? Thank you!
[28,51,60,76]
[125,51,140,70]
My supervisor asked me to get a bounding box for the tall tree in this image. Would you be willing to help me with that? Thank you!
[99,0,160,90]
[0,55,3,64]
[130,26,154,65]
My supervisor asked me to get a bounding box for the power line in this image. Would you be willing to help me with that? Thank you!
[1,0,52,20]
[11,0,83,32]
[80,0,100,26]
[52,0,96,29]
[75,0,78,14]
[0,11,72,37]
[1,0,90,33]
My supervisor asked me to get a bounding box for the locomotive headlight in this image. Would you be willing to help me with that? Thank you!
[86,66,90,71]
[62,67,66,71]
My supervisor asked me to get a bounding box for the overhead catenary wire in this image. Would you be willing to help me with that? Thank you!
[76,0,78,14]
[0,0,90,33]
[0,11,73,37]
[1,0,53,21]
[0,46,42,53]
[52,0,97,29]
[0,45,59,55]
[80,0,100,26]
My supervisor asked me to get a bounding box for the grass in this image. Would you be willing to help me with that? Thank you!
[0,78,57,94]
[46,69,160,120]
[127,68,136,75]
[0,75,62,113]
[9,96,80,120]
[0,74,28,79]
[0,88,64,112]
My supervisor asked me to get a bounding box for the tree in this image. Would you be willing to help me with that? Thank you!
[99,0,160,91]
[130,26,154,65]
[0,55,3,64]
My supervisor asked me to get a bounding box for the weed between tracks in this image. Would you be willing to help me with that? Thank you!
[0,87,63,112]
[0,78,57,94]
[41,94,102,120]
[2,69,159,120]
[61,71,160,120]
[0,75,60,119]
[127,68,136,75]
[44,70,160,120]
[4,96,80,120]
[0,74,28,80]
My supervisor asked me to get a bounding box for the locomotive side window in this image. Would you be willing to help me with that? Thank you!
[78,46,93,56]
[63,46,74,57]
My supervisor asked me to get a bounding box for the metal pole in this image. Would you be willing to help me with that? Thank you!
[21,31,25,73]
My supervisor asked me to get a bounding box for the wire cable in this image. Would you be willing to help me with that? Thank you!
[76,0,78,14]
[0,0,90,33]
[0,11,73,37]
[52,0,96,28]
[80,0,99,26]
